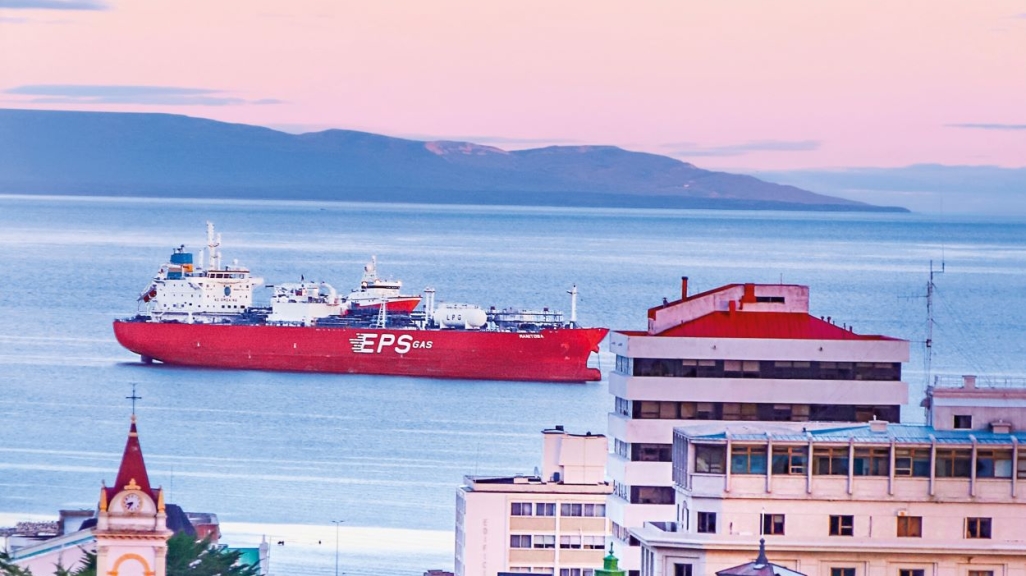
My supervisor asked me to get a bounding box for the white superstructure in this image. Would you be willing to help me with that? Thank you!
[138,222,262,322]
[266,281,343,324]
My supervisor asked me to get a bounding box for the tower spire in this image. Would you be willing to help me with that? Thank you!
[754,538,769,567]
[104,413,156,503]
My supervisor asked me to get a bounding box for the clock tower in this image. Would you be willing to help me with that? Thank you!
[95,415,172,576]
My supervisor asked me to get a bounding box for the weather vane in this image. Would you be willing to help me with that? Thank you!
[126,383,142,415]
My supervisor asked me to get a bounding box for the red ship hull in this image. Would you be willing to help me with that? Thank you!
[113,321,608,382]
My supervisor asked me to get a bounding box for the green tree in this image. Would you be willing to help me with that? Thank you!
[165,532,260,576]
[4,534,258,576]
[1,549,96,576]
[69,552,95,576]
[0,550,34,576]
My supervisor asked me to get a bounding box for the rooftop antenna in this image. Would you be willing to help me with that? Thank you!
[925,259,945,388]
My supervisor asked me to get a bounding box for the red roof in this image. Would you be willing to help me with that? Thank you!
[105,417,156,502]
[650,312,897,340]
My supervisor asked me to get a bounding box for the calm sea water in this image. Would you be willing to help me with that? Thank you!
[1,195,1025,575]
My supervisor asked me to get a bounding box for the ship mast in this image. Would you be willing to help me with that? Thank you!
[567,284,578,328]
[206,221,221,271]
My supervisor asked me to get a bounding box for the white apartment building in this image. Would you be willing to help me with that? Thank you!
[607,279,910,574]
[632,375,1026,576]
[456,427,613,576]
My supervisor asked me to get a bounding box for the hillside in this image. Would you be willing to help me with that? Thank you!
[0,109,906,212]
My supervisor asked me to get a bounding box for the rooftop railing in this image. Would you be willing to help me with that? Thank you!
[932,375,1026,389]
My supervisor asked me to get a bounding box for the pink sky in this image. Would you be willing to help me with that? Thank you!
[1,0,1024,170]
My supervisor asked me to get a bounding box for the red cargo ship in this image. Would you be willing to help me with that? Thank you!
[113,223,607,382]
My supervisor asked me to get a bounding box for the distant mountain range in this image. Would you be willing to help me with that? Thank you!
[750,165,1026,216]
[0,109,906,212]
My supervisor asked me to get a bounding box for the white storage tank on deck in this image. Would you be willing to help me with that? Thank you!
[433,304,487,329]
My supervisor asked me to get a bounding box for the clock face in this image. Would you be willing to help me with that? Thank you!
[122,493,142,513]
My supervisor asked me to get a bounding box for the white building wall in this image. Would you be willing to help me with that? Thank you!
[610,333,910,364]
[456,489,510,576]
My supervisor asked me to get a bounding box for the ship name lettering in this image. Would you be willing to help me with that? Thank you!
[350,333,432,355]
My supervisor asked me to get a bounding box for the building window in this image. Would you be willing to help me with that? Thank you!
[695,445,726,474]
[953,414,973,429]
[633,443,673,462]
[731,445,768,474]
[510,535,532,548]
[582,535,605,549]
[559,569,594,576]
[976,450,1013,478]
[511,502,533,516]
[853,447,890,476]
[894,448,931,477]
[697,512,717,534]
[616,355,631,374]
[771,446,807,475]
[813,446,849,475]
[615,396,631,416]
[899,570,925,576]
[761,514,785,535]
[615,439,630,459]
[831,569,855,576]
[630,486,675,505]
[535,503,555,516]
[722,402,759,420]
[533,535,556,549]
[559,503,604,517]
[897,516,922,537]
[936,449,972,477]
[560,535,582,549]
[612,521,640,547]
[674,565,693,576]
[968,571,994,576]
[829,515,854,536]
[965,517,992,539]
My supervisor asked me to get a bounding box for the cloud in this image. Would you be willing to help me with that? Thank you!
[946,122,1026,131]
[664,139,821,157]
[4,84,282,107]
[0,0,107,9]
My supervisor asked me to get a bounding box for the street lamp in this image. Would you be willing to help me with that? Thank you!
[331,520,344,576]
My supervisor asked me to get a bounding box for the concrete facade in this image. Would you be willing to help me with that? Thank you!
[607,279,910,575]
[456,428,613,576]
[632,378,1026,576]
